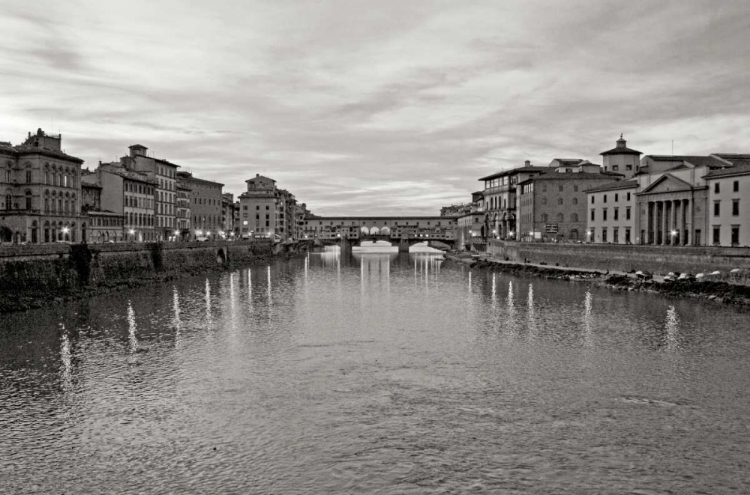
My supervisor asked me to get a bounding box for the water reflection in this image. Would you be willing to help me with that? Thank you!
[172,287,182,348]
[666,305,680,351]
[59,323,72,389]
[127,301,138,353]
[3,253,750,494]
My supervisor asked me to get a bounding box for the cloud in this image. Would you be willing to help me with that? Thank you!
[1,0,749,215]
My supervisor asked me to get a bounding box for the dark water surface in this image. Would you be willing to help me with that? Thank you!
[2,250,750,494]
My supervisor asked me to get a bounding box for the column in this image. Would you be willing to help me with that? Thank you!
[649,201,656,245]
[660,201,667,245]
[683,199,693,246]
[674,200,682,246]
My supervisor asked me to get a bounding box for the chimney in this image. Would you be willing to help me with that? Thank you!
[524,160,531,167]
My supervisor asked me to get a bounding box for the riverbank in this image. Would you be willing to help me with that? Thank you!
[0,240,302,314]
[449,253,750,307]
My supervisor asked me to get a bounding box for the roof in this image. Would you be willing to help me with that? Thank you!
[585,179,638,193]
[638,173,697,194]
[518,172,624,185]
[129,144,147,149]
[600,136,642,156]
[704,163,750,179]
[645,155,727,169]
[552,158,585,165]
[246,174,276,183]
[14,144,84,164]
[600,146,642,156]
[478,165,552,181]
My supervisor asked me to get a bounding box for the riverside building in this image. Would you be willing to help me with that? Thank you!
[517,160,622,242]
[479,161,551,240]
[0,129,84,244]
[177,171,223,239]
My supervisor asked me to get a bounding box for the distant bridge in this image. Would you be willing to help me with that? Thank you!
[302,216,456,252]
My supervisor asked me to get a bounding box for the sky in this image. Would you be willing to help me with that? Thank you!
[1,0,749,216]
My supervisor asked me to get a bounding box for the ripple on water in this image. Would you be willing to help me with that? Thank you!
[1,254,750,493]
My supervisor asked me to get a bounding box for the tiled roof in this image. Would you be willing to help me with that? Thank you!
[704,163,750,179]
[645,155,727,169]
[14,144,84,163]
[478,165,552,181]
[600,146,642,156]
[552,158,584,165]
[518,172,624,184]
[585,179,638,193]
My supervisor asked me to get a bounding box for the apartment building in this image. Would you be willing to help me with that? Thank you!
[0,129,84,244]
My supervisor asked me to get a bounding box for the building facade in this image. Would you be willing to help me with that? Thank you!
[600,135,642,179]
[122,145,179,241]
[97,162,157,242]
[176,171,223,239]
[479,161,552,240]
[517,161,623,242]
[176,183,192,239]
[586,180,638,244]
[705,158,750,247]
[239,175,280,239]
[0,129,84,244]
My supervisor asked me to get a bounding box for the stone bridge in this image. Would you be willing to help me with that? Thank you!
[309,234,454,253]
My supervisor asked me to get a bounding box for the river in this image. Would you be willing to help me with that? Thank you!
[2,249,750,494]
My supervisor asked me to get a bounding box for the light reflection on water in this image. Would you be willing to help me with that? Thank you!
[2,252,750,494]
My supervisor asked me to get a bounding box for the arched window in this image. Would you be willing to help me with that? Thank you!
[26,169,32,184]
[5,169,11,183]
[44,198,49,212]
[556,213,564,222]
[541,213,548,223]
[571,213,579,222]
[572,197,578,205]
[25,190,32,210]
[5,192,11,210]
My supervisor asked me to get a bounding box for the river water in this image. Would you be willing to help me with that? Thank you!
[2,250,750,494]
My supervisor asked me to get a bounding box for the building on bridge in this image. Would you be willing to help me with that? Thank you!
[302,216,456,243]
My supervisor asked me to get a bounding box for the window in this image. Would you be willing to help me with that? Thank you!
[733,200,739,216]
[613,228,619,243]
[626,164,632,171]
[573,185,578,192]
[627,192,631,201]
[615,193,619,202]
[625,228,631,243]
[556,213,564,222]
[602,228,608,243]
[572,197,578,205]
[559,185,563,192]
[612,165,619,171]
[731,225,740,246]
[626,207,631,220]
[713,226,721,245]
[734,180,739,192]
[541,213,548,223]
[571,213,578,222]
[557,198,563,205]
[715,183,720,193]
[542,197,547,205]
[603,209,608,221]
[614,208,619,220]
[714,201,720,216]
[26,170,32,183]
[603,194,607,203]
[590,209,595,221]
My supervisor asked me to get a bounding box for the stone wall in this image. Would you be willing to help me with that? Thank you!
[487,240,750,274]
[0,240,274,312]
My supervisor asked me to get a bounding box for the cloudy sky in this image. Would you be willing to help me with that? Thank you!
[1,0,749,215]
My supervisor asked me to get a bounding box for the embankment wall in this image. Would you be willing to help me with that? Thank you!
[487,241,750,275]
[0,241,275,311]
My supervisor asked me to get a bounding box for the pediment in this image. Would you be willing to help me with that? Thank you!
[640,174,694,195]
